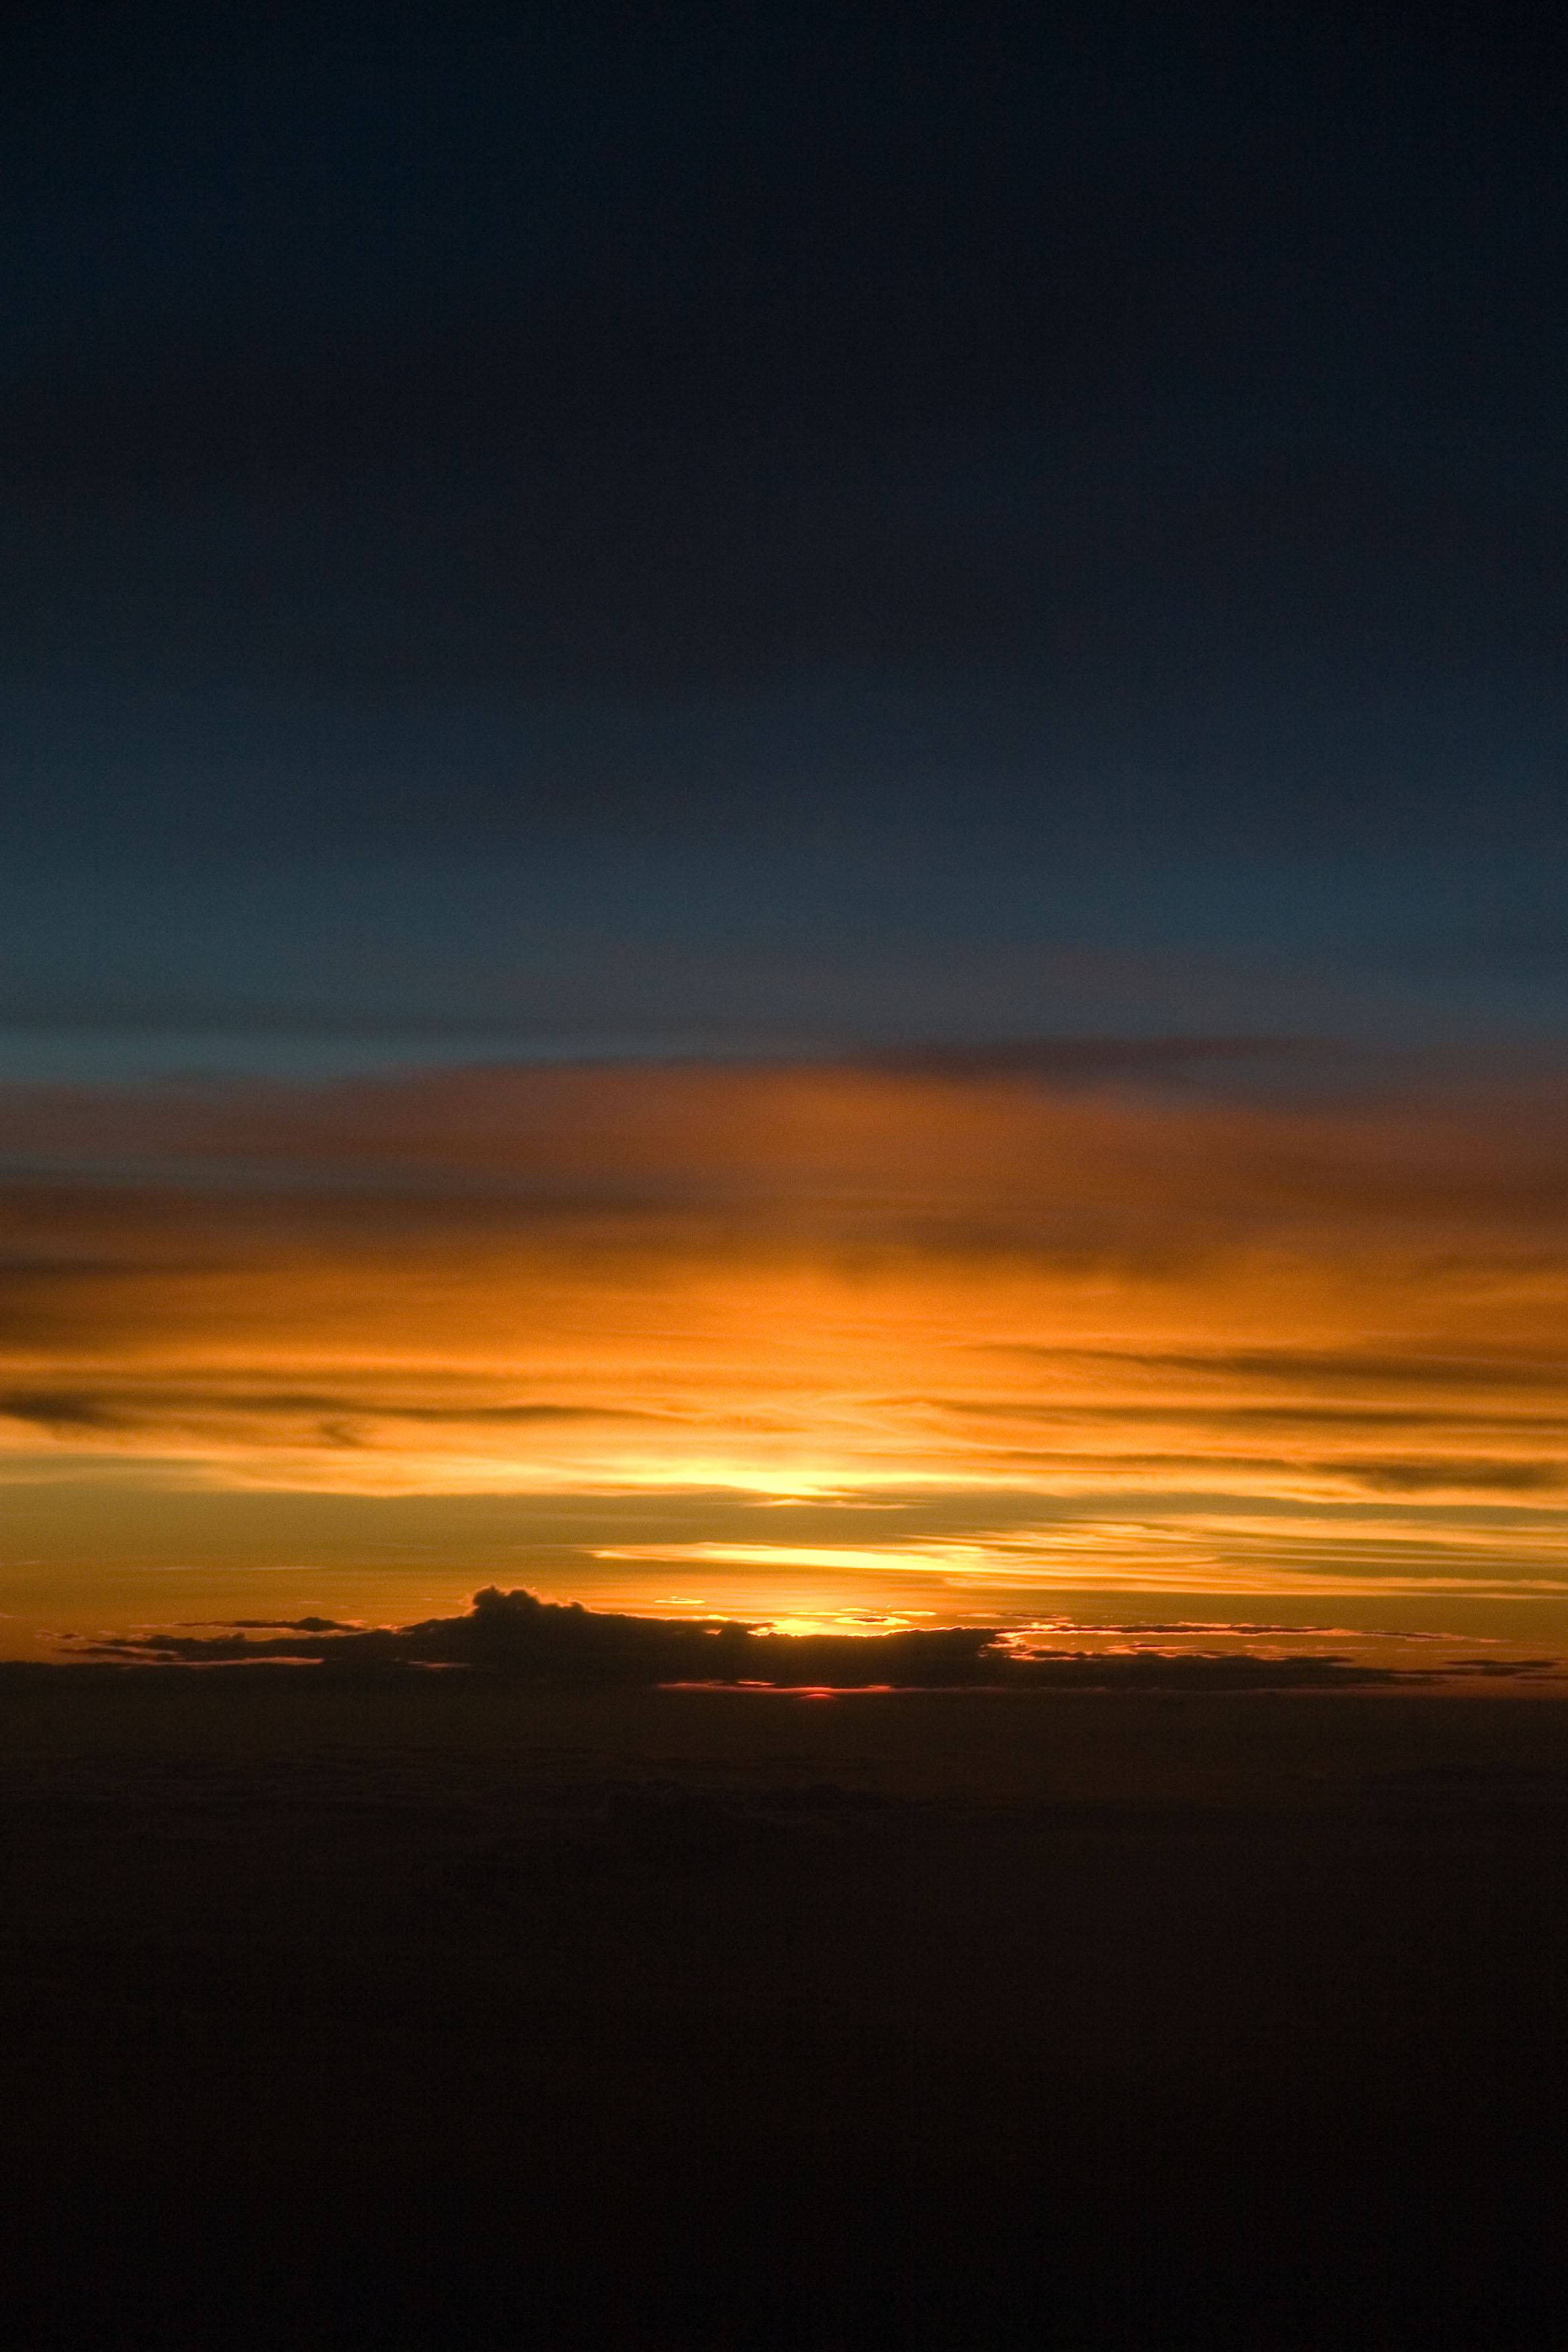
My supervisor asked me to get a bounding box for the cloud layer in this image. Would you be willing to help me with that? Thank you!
[73,1582,1481,1689]
[4,1052,1568,1648]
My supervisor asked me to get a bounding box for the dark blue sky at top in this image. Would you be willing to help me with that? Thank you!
[2,2,1566,1072]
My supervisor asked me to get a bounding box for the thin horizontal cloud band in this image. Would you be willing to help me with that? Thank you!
[59,1587,1551,1689]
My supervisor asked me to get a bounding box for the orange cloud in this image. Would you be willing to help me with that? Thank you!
[3,1059,1568,1638]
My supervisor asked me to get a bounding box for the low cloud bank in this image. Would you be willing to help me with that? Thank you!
[74,1589,1001,1684]
[59,1585,1547,1688]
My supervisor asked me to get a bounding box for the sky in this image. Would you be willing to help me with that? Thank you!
[3,3,1567,1663]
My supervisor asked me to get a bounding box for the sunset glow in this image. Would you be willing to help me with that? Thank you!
[5,1055,1567,1657]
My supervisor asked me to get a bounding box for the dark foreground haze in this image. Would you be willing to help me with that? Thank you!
[4,1650,1567,2348]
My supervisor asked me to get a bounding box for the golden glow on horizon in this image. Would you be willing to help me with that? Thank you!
[4,1059,1568,1632]
[593,1527,1568,1598]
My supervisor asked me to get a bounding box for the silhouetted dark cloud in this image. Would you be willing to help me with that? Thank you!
[76,1588,1001,1683]
[61,1584,1529,1689]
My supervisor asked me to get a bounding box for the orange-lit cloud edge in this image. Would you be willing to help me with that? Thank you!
[4,1055,1568,1663]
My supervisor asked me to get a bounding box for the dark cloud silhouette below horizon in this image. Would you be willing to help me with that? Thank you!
[48,1585,1559,1692]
